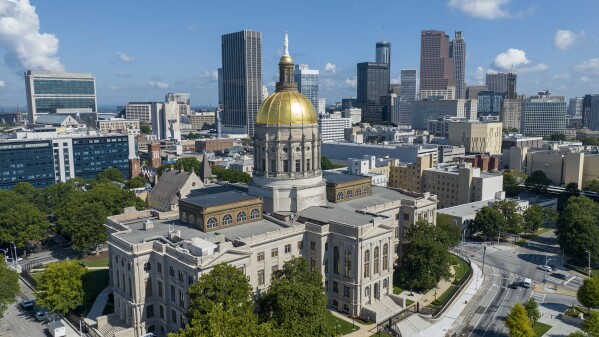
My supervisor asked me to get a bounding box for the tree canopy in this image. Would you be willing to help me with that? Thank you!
[544,132,567,141]
[583,180,599,194]
[523,298,540,327]
[522,204,545,234]
[36,260,86,315]
[436,213,461,247]
[503,170,527,197]
[96,167,125,183]
[140,123,151,135]
[583,311,599,337]
[0,260,19,316]
[525,170,551,194]
[124,176,148,189]
[505,303,535,337]
[492,199,524,235]
[556,196,599,265]
[0,202,49,248]
[211,165,252,184]
[578,277,599,314]
[258,257,331,337]
[321,156,343,170]
[470,206,506,241]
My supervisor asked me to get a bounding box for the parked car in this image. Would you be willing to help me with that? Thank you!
[509,281,519,289]
[551,272,568,280]
[35,310,48,322]
[538,265,553,272]
[19,300,35,310]
[45,312,60,324]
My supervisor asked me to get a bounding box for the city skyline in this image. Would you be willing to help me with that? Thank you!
[0,0,598,107]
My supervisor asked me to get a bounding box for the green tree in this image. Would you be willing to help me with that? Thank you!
[399,219,452,290]
[567,332,587,337]
[258,257,332,337]
[556,196,599,265]
[566,182,580,196]
[545,132,567,141]
[578,277,599,315]
[525,170,551,194]
[583,180,599,194]
[96,167,125,183]
[321,156,343,170]
[12,182,40,203]
[38,181,78,214]
[436,213,461,247]
[36,260,85,315]
[493,199,524,235]
[505,303,535,337]
[523,298,541,327]
[211,166,252,184]
[68,203,110,254]
[124,176,149,189]
[172,263,271,337]
[523,204,544,234]
[140,123,151,134]
[583,138,599,146]
[0,203,49,248]
[470,206,506,242]
[0,260,19,316]
[583,311,599,337]
[503,171,527,197]
[0,190,27,213]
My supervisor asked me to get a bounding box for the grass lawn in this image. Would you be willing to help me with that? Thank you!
[532,322,552,337]
[450,255,470,283]
[29,272,42,283]
[325,311,357,335]
[79,269,109,315]
[393,285,403,295]
[370,330,393,337]
[431,285,458,306]
[354,317,374,325]
[406,299,414,307]
[79,252,109,268]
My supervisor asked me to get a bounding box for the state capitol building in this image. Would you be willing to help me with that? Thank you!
[102,35,439,337]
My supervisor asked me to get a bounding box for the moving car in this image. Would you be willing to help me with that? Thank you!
[19,300,35,310]
[551,272,568,280]
[537,265,553,272]
[509,281,519,289]
[522,278,532,288]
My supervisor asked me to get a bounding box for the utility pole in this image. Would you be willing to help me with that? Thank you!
[482,246,487,274]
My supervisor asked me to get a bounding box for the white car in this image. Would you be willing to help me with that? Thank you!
[538,265,553,272]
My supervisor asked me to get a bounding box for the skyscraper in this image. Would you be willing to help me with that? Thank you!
[217,68,223,106]
[568,97,583,117]
[399,69,417,126]
[24,70,97,124]
[420,30,455,93]
[376,41,391,64]
[521,91,567,137]
[356,62,390,122]
[450,32,466,99]
[221,30,262,136]
[294,64,319,110]
[486,73,517,99]
[587,95,599,131]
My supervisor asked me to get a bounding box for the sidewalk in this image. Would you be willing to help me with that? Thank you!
[85,286,110,323]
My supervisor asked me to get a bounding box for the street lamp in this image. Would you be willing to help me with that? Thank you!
[544,256,553,282]
[10,242,17,269]
[586,250,591,278]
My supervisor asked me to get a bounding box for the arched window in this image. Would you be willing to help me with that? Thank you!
[363,250,370,278]
[250,208,260,219]
[181,212,187,223]
[365,286,370,298]
[383,244,389,271]
[207,217,218,229]
[237,211,247,222]
[383,278,388,289]
[373,247,380,274]
[189,214,195,225]
[336,192,344,201]
[364,187,370,195]
[144,262,151,271]
[333,247,340,274]
[222,214,233,225]
[346,190,353,199]
[344,250,351,277]
[355,188,362,197]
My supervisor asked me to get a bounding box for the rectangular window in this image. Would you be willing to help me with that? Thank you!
[179,290,185,307]
[311,258,316,271]
[283,160,289,172]
[271,160,276,171]
[159,305,164,319]
[307,159,311,171]
[172,310,177,324]
[188,275,194,285]
[158,281,163,298]
[297,241,303,250]
[272,265,278,273]
[311,241,316,251]
[325,242,328,251]
[178,270,184,282]
[170,285,175,302]
[258,269,265,286]
[169,266,174,277]
[333,281,339,293]
[344,286,350,297]
[271,248,278,258]
[157,263,162,273]
[257,252,265,262]
[147,305,154,318]
[295,159,301,172]
[403,213,410,221]
[285,244,292,253]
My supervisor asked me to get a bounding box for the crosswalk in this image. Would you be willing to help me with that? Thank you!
[530,291,546,303]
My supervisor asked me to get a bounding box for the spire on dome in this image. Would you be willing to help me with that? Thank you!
[283,31,289,56]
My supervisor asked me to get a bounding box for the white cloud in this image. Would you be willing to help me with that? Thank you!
[475,66,486,84]
[574,59,599,77]
[448,0,511,20]
[116,52,135,62]
[148,80,169,89]
[344,76,357,88]
[0,80,5,87]
[324,62,337,74]
[198,70,218,81]
[580,76,592,83]
[492,48,548,73]
[0,0,64,72]
[553,30,583,50]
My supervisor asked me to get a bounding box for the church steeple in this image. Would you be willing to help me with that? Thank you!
[276,32,297,92]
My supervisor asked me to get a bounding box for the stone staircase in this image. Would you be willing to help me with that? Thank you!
[395,314,431,337]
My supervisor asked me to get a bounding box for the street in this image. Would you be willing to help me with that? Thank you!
[0,295,48,337]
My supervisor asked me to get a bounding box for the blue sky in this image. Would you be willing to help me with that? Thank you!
[0,0,598,108]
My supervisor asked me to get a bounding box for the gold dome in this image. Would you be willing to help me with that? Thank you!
[256,91,317,125]
[279,55,293,64]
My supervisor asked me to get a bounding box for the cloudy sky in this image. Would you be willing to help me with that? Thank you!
[0,0,598,108]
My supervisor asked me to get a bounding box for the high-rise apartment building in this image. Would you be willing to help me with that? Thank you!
[477,91,505,115]
[486,73,517,99]
[376,41,391,64]
[500,99,522,131]
[294,64,319,110]
[450,32,466,99]
[356,62,390,122]
[24,70,97,124]
[420,30,455,92]
[520,91,567,137]
[221,30,262,136]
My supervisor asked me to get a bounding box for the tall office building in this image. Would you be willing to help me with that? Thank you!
[294,64,319,110]
[398,69,417,127]
[486,73,517,99]
[420,30,455,92]
[449,32,466,99]
[477,91,505,116]
[520,91,567,137]
[221,30,262,136]
[357,62,390,122]
[217,68,224,106]
[376,41,391,64]
[568,97,583,117]
[24,70,97,124]
[500,99,522,131]
[587,95,599,131]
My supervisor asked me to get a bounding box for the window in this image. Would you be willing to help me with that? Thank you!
[383,244,389,271]
[222,214,233,225]
[179,290,185,307]
[258,270,265,286]
[344,286,350,297]
[364,187,370,195]
[403,228,408,238]
[324,258,328,273]
[344,250,352,277]
[346,190,353,199]
[157,262,162,273]
[333,246,340,274]
[284,244,292,254]
[158,281,163,298]
[355,188,362,197]
[272,265,279,273]
[374,247,380,274]
[336,192,344,201]
[207,217,218,229]
[295,159,301,172]
[325,242,328,251]
[144,262,151,271]
[333,281,339,293]
[257,252,265,262]
[170,285,175,302]
[311,241,316,251]
[169,266,175,277]
[283,160,289,172]
[333,299,338,308]
[271,160,276,171]
[383,278,388,289]
[159,305,164,319]
[188,275,194,285]
[178,270,184,282]
[250,208,260,219]
[297,241,303,250]
[237,211,247,222]
[307,159,311,171]
[394,228,399,238]
[172,310,177,324]
[145,278,153,297]
[147,305,154,318]
[364,250,370,278]
[271,248,278,258]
